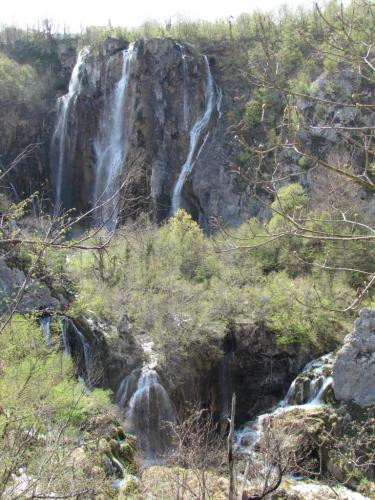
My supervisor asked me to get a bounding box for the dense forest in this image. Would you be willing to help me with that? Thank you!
[0,1,374,498]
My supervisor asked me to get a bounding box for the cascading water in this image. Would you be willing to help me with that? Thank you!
[176,43,190,131]
[236,353,334,454]
[279,353,334,407]
[219,352,234,419]
[93,44,136,230]
[50,47,89,215]
[117,367,175,460]
[58,316,93,384]
[116,368,141,407]
[171,55,221,214]
[69,319,93,382]
[39,316,52,347]
[59,316,71,355]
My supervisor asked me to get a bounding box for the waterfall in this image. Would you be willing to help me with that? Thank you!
[219,353,234,419]
[117,367,175,459]
[50,47,89,215]
[176,43,189,131]
[279,353,334,407]
[236,353,334,454]
[39,316,52,347]
[60,316,71,355]
[69,319,93,382]
[115,368,141,407]
[58,317,93,384]
[171,55,220,214]
[93,44,136,230]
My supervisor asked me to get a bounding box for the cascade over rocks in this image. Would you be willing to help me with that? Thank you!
[333,308,375,407]
[231,322,317,422]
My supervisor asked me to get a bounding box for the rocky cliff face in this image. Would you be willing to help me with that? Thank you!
[333,307,375,407]
[47,37,258,229]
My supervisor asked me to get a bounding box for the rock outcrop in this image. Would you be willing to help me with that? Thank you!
[333,308,375,407]
[0,257,59,313]
[232,322,316,422]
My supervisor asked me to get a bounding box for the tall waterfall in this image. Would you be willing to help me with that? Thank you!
[177,43,189,131]
[50,47,89,215]
[117,367,175,459]
[93,44,136,230]
[171,55,220,214]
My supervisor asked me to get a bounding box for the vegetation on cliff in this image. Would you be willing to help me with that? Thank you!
[0,0,374,497]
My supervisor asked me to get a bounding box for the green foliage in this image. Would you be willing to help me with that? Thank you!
[0,315,111,429]
[0,314,115,496]
[269,183,308,231]
[66,197,369,382]
[0,52,40,105]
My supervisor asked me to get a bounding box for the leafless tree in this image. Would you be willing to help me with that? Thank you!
[217,0,375,310]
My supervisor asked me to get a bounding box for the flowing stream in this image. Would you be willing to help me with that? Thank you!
[236,353,334,454]
[50,47,89,214]
[93,44,136,230]
[171,55,221,214]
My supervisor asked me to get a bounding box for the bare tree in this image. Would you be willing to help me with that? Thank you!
[217,0,375,310]
[0,149,139,497]
[163,406,227,500]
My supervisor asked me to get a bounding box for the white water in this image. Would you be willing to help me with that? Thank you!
[69,319,93,382]
[236,353,334,454]
[176,43,190,131]
[60,316,71,355]
[93,44,136,230]
[39,316,52,347]
[171,55,219,214]
[59,317,93,384]
[116,368,141,407]
[117,367,175,459]
[51,47,89,215]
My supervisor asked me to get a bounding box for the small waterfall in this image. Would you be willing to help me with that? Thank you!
[280,353,334,407]
[50,47,89,214]
[93,44,137,230]
[236,353,334,454]
[117,367,175,459]
[58,317,93,384]
[69,319,93,382]
[219,353,234,419]
[115,368,141,407]
[59,316,71,355]
[39,316,52,347]
[171,55,220,214]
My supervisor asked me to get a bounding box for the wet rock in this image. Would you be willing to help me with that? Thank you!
[333,308,375,407]
[232,322,317,422]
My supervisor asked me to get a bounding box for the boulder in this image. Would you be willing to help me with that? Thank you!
[333,308,375,407]
[256,406,336,475]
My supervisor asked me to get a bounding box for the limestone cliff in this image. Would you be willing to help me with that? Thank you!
[47,37,257,229]
[333,307,375,407]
